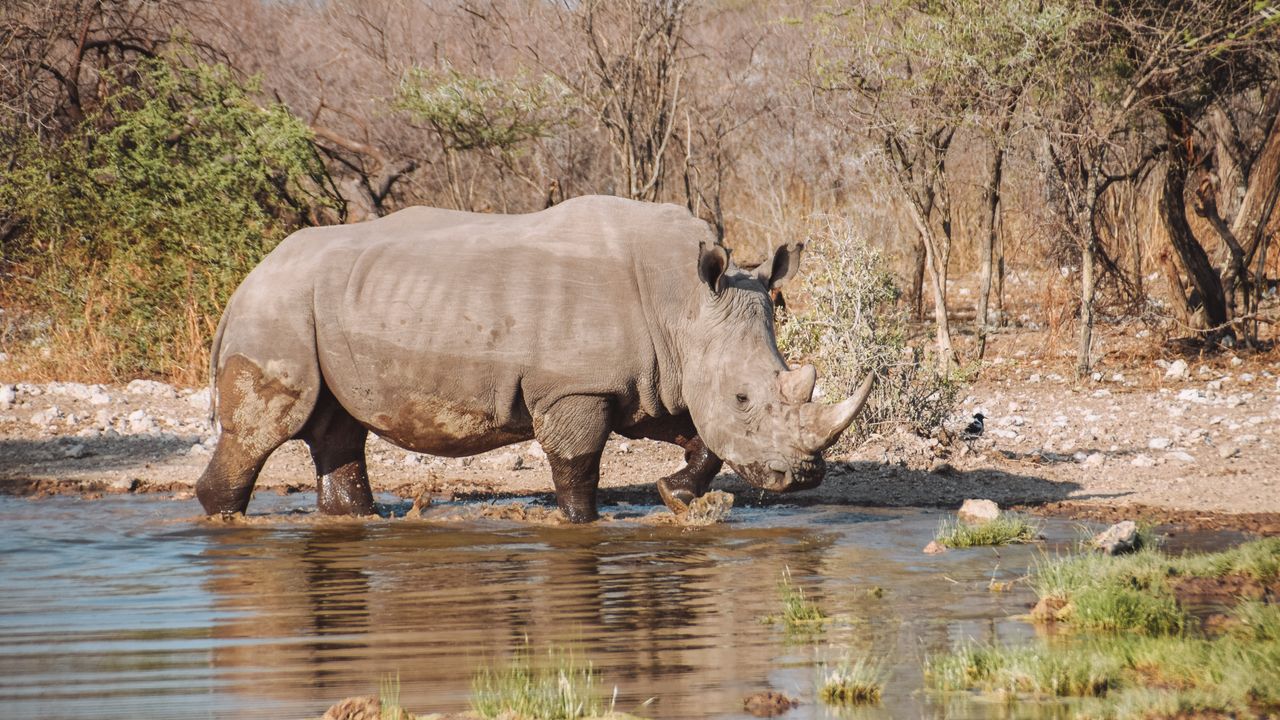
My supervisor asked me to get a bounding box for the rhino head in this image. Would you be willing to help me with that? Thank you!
[682,241,874,493]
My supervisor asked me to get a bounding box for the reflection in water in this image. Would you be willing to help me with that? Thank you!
[0,494,1099,719]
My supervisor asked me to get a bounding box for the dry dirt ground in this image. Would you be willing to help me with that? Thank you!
[2,332,1278,533]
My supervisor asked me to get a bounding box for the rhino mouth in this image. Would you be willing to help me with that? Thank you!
[730,456,826,493]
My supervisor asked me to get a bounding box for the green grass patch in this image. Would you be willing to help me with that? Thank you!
[928,538,1280,717]
[934,513,1040,548]
[1032,537,1280,634]
[818,656,884,706]
[764,567,826,632]
[471,644,607,720]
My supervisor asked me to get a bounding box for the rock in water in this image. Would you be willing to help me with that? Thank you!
[681,490,734,526]
[922,540,948,554]
[1092,520,1140,555]
[743,690,798,717]
[957,498,1000,524]
[321,696,380,720]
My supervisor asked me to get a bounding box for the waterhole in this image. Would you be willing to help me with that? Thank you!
[0,493,1239,719]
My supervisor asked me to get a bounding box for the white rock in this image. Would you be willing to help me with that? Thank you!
[1084,452,1105,466]
[1111,373,1125,383]
[1091,372,1103,382]
[1164,359,1190,380]
[1218,445,1240,459]
[1167,450,1195,462]
[126,379,177,399]
[88,389,111,405]
[958,498,1000,524]
[1177,389,1206,403]
[0,384,14,410]
[1148,437,1173,450]
[1028,373,1041,383]
[186,388,211,412]
[63,443,90,459]
[30,405,62,426]
[1231,356,1244,367]
[527,441,547,460]
[189,443,211,456]
[1091,389,1112,399]
[1131,454,1157,467]
[1093,520,1140,555]
[1207,380,1223,391]
[618,442,632,454]
[1241,373,1256,383]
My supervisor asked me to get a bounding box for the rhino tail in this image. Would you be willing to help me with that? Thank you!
[207,308,230,433]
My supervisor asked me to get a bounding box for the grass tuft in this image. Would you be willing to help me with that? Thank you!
[379,673,411,720]
[934,513,1040,548]
[818,656,884,706]
[776,567,826,631]
[471,643,605,720]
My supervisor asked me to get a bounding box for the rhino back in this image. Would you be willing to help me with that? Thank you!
[250,196,708,453]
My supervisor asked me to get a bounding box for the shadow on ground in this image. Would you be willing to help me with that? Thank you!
[446,460,1095,512]
[0,434,201,494]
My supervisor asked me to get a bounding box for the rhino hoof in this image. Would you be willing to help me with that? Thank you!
[658,480,695,514]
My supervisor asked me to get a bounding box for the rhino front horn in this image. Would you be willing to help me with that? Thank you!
[803,373,875,453]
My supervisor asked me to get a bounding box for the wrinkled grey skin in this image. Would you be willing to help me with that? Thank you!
[196,196,872,522]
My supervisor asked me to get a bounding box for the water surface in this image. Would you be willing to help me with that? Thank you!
[0,493,1163,719]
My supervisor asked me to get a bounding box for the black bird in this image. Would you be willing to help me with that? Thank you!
[961,413,985,440]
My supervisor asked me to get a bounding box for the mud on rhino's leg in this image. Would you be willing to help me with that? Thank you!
[197,354,318,516]
[620,415,722,514]
[534,396,611,523]
[655,436,722,514]
[299,387,375,516]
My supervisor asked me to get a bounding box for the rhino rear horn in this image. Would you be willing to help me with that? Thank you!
[802,373,875,453]
[779,365,817,404]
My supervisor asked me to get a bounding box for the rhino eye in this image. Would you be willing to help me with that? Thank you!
[735,393,749,406]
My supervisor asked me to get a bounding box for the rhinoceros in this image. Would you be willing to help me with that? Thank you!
[196,195,872,522]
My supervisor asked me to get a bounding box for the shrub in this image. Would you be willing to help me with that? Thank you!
[0,50,337,382]
[777,216,968,448]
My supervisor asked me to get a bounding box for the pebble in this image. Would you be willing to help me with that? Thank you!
[1164,359,1189,380]
[1167,450,1195,462]
[186,388,211,412]
[1148,437,1172,450]
[1084,452,1105,466]
[0,384,16,410]
[63,443,90,459]
[1131,454,1157,467]
[1218,444,1240,459]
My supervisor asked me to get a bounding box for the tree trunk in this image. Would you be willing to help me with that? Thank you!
[910,234,926,320]
[906,204,956,371]
[1078,234,1096,378]
[1076,169,1100,377]
[1160,112,1230,333]
[975,135,1006,359]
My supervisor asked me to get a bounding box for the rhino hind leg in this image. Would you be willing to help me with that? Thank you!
[534,395,612,523]
[197,354,319,515]
[299,387,375,516]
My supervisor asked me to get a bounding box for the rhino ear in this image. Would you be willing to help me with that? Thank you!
[698,241,730,295]
[757,243,804,290]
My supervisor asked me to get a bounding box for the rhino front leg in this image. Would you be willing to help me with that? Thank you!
[619,416,723,514]
[656,435,722,515]
[535,396,611,523]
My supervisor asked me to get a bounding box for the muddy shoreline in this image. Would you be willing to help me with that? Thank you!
[3,362,1279,533]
